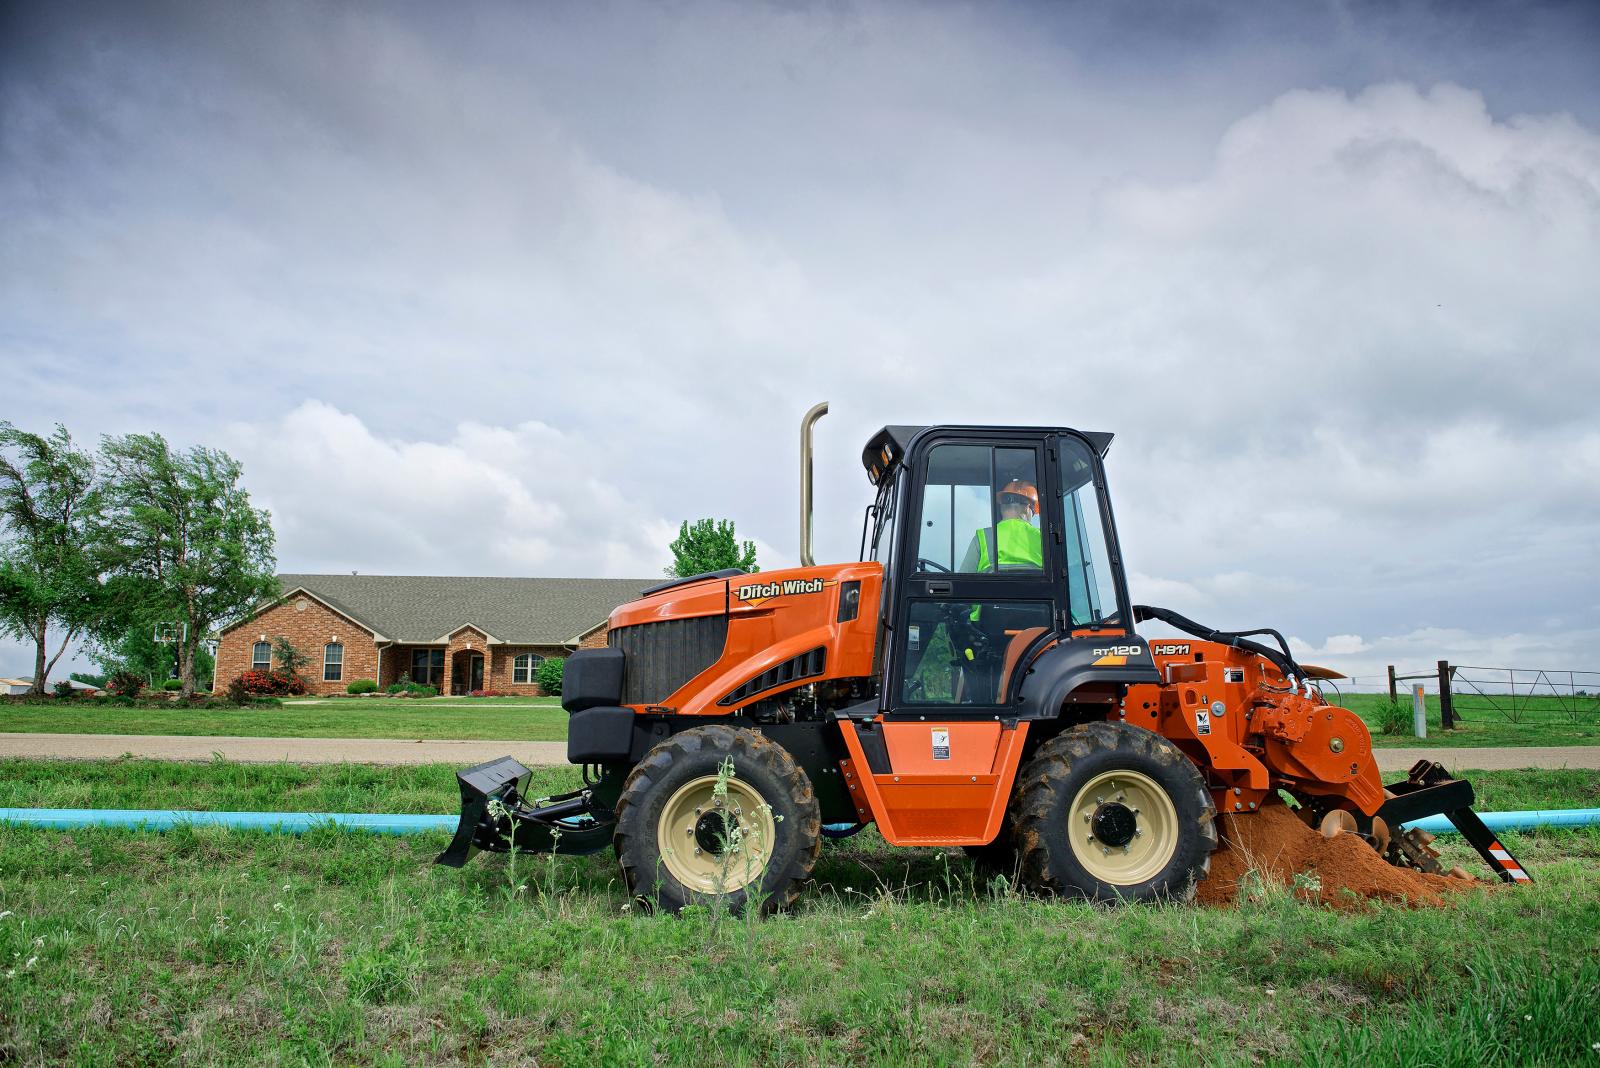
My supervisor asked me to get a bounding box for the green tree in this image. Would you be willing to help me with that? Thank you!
[272,635,311,680]
[0,423,104,695]
[665,518,759,578]
[95,433,278,698]
[89,619,215,690]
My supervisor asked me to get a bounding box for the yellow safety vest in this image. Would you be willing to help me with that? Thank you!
[974,519,1044,571]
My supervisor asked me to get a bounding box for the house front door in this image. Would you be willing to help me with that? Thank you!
[470,653,484,692]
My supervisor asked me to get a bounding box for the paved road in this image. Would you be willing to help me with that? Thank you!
[1373,746,1600,772]
[0,733,566,766]
[2,733,1600,772]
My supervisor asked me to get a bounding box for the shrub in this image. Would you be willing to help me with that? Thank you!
[226,676,249,705]
[404,683,438,698]
[1375,698,1414,736]
[535,656,565,697]
[234,669,309,697]
[347,679,379,695]
[385,683,406,694]
[53,680,75,699]
[107,671,145,698]
[162,678,184,691]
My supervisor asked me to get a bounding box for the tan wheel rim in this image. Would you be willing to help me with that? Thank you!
[1068,769,1180,885]
[656,774,778,894]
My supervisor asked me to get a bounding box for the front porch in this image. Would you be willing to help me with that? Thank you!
[378,633,565,696]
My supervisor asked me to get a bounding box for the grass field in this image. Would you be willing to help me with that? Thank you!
[1339,691,1600,749]
[2,759,1598,1065]
[5,690,1599,752]
[0,697,566,741]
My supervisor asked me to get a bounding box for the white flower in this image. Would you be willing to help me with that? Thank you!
[31,938,42,947]
[24,956,36,969]
[516,885,528,893]
[1525,1015,1533,1022]
[0,911,11,920]
[272,902,285,913]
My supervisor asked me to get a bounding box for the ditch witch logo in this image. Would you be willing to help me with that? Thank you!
[735,576,833,607]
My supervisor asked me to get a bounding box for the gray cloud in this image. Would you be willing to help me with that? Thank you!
[2,1,1597,684]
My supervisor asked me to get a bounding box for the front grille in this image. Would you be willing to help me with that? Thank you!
[718,647,827,706]
[609,614,729,705]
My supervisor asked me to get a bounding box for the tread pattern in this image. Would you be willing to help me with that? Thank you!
[613,724,822,914]
[1014,721,1218,902]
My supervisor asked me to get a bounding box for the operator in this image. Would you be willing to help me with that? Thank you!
[960,480,1043,573]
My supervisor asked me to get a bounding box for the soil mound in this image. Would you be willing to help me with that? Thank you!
[1197,802,1473,909]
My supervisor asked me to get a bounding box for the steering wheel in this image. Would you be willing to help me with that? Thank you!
[916,557,953,574]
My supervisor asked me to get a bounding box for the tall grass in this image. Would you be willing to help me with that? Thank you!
[0,760,1597,1063]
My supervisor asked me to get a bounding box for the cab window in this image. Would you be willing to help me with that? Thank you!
[1055,439,1119,624]
[915,445,1042,574]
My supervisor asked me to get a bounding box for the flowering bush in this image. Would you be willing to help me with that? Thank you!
[234,669,308,696]
[107,671,145,698]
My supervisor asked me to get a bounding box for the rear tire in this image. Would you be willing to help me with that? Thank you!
[613,724,821,915]
[1014,721,1216,903]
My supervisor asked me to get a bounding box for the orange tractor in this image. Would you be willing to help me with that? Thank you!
[439,407,1528,911]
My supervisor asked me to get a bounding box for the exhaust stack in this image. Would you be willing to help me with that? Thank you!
[799,401,829,566]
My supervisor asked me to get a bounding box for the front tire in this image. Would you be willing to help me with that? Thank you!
[613,724,821,915]
[1014,721,1216,902]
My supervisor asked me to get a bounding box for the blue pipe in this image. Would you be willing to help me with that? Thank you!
[1399,808,1600,835]
[1,806,1597,837]
[0,809,457,834]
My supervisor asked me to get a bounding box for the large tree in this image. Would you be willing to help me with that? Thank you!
[0,423,102,695]
[95,433,278,697]
[665,518,760,578]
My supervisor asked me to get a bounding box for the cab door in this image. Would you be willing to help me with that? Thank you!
[887,433,1066,715]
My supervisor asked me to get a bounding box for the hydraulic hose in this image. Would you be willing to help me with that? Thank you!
[1132,604,1306,681]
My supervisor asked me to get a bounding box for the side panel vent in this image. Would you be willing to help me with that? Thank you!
[719,648,827,706]
[609,615,729,705]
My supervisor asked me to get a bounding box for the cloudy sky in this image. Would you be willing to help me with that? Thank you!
[3,0,1598,688]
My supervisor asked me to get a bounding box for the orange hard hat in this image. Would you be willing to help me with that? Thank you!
[996,480,1039,513]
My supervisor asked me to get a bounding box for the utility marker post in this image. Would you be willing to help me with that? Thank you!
[1412,683,1428,739]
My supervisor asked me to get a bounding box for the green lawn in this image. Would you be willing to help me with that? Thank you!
[0,696,567,741]
[1,760,1598,1064]
[1338,691,1600,749]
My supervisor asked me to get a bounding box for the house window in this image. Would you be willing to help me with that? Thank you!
[252,642,271,673]
[410,648,445,686]
[513,653,545,684]
[324,643,343,682]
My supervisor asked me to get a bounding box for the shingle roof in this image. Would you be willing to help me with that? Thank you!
[269,574,657,646]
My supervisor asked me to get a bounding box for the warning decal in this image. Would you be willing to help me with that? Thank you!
[931,729,951,760]
[1194,709,1212,736]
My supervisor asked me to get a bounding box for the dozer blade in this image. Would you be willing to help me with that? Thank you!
[1376,760,1532,884]
[434,756,615,868]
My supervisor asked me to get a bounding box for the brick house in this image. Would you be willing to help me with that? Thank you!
[214,574,654,697]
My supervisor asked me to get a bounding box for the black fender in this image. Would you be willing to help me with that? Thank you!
[1012,637,1161,720]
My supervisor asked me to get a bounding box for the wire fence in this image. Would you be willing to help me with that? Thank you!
[1386,661,1600,727]
[1444,665,1600,725]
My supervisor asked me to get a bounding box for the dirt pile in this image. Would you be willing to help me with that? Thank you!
[1197,802,1474,909]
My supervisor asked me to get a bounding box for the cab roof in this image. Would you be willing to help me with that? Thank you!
[861,425,1113,485]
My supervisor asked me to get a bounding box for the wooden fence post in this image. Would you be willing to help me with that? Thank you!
[1438,660,1455,729]
[1387,665,1397,704]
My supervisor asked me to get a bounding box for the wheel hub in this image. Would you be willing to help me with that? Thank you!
[1091,802,1138,848]
[655,774,777,892]
[1069,769,1180,885]
[694,812,733,855]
